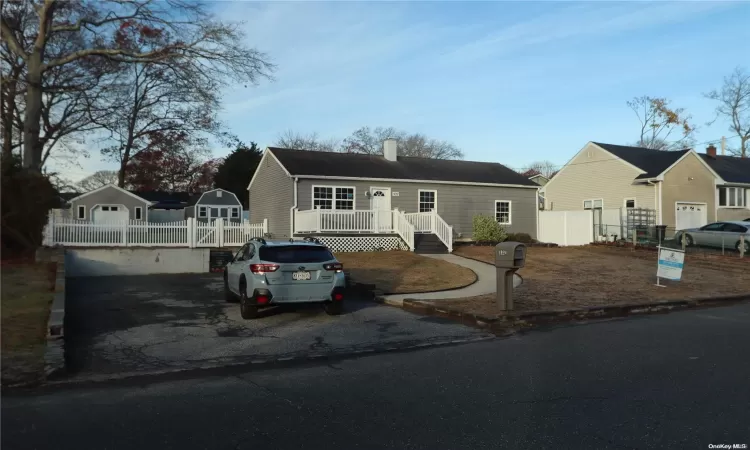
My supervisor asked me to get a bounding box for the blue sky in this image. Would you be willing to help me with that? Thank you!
[62,1,750,180]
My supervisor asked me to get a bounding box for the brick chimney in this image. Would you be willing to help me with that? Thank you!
[706,144,717,157]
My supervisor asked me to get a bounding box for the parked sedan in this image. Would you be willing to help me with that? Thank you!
[675,221,750,253]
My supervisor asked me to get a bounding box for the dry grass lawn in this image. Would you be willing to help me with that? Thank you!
[442,245,750,317]
[1,262,56,385]
[336,251,476,294]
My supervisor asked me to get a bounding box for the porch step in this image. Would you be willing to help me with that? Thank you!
[414,233,448,254]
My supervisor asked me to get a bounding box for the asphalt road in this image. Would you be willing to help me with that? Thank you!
[4,302,750,450]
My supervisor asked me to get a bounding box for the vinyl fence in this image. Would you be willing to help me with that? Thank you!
[538,210,593,246]
[43,216,268,248]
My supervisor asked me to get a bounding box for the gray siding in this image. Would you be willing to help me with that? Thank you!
[297,179,538,239]
[248,153,295,237]
[195,189,242,207]
[70,186,150,221]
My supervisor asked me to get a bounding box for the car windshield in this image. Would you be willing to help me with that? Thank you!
[259,245,334,263]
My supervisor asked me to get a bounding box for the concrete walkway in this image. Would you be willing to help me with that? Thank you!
[383,254,499,303]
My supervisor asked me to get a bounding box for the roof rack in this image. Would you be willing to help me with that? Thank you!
[249,237,267,245]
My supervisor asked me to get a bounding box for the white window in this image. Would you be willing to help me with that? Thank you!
[135,207,142,220]
[231,207,240,219]
[624,198,636,209]
[77,205,85,220]
[583,199,603,209]
[719,187,747,207]
[198,206,207,218]
[495,200,511,225]
[313,186,355,210]
[418,190,436,212]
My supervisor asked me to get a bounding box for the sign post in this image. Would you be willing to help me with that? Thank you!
[656,246,685,287]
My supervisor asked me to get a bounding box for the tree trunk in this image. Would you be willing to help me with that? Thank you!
[118,159,128,187]
[22,53,44,171]
[1,87,15,160]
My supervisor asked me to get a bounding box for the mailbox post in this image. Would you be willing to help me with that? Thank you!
[495,242,526,311]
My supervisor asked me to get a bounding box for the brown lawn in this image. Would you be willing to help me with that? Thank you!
[442,245,750,317]
[1,262,56,386]
[336,251,477,294]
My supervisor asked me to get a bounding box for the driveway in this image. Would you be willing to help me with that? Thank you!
[64,274,489,379]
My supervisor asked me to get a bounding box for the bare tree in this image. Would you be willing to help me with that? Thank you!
[275,130,340,152]
[628,96,695,150]
[521,161,558,178]
[705,67,750,158]
[1,0,274,172]
[342,126,464,159]
[77,170,119,191]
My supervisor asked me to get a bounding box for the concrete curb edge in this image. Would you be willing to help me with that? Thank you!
[40,248,66,378]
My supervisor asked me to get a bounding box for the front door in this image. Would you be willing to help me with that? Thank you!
[370,187,392,232]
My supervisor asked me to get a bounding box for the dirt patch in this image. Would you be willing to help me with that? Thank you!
[442,245,750,317]
[1,262,56,386]
[336,251,476,294]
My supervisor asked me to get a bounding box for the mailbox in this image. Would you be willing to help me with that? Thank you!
[495,242,527,311]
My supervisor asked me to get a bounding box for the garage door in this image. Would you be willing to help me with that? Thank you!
[93,205,128,224]
[675,203,707,230]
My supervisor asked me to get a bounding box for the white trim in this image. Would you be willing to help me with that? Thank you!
[134,206,143,221]
[583,198,604,209]
[494,200,512,225]
[295,175,538,189]
[230,207,240,219]
[417,189,437,212]
[248,148,293,190]
[77,205,86,220]
[623,197,637,208]
[311,185,356,210]
[543,142,647,191]
[198,205,207,218]
[655,150,725,183]
[717,186,748,208]
[192,188,242,209]
[69,184,147,204]
[528,174,549,182]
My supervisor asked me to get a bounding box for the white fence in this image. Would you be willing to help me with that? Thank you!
[43,216,268,248]
[538,210,593,246]
[293,208,453,252]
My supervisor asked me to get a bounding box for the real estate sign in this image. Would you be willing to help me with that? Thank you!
[657,247,685,281]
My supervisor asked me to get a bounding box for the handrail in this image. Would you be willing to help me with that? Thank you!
[393,210,415,251]
[431,210,453,252]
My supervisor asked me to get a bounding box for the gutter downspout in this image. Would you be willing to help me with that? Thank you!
[289,177,298,237]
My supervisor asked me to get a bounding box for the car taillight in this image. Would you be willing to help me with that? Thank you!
[324,263,343,273]
[332,292,344,301]
[250,264,279,274]
[256,295,269,305]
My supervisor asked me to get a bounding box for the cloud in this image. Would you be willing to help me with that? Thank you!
[439,1,736,65]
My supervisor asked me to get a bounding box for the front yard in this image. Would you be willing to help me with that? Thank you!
[336,251,476,294]
[441,245,750,316]
[1,262,56,386]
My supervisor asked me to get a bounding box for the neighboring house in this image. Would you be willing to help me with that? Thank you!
[541,142,749,231]
[528,174,549,186]
[68,184,152,223]
[184,188,243,222]
[248,139,539,253]
[134,191,191,222]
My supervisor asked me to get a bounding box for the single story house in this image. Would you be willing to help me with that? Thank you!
[64,185,242,223]
[184,188,243,222]
[247,139,539,253]
[541,142,750,231]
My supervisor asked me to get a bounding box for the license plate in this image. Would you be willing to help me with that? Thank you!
[292,271,311,281]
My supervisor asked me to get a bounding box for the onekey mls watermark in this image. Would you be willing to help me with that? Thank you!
[708,445,747,449]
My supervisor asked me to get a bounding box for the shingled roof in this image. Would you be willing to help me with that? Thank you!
[592,143,690,179]
[268,147,537,186]
[699,153,750,184]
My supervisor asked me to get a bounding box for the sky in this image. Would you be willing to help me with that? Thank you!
[58,0,750,182]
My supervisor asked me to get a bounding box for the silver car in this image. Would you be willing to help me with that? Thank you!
[675,221,750,253]
[223,237,346,319]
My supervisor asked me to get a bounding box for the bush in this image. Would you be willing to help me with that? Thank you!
[472,214,507,244]
[506,232,536,244]
[1,156,60,259]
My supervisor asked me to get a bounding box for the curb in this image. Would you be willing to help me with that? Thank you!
[39,248,66,378]
[396,294,750,334]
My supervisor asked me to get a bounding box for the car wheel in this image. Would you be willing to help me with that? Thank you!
[683,234,694,247]
[224,272,237,303]
[736,239,750,254]
[323,301,343,316]
[239,284,258,320]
